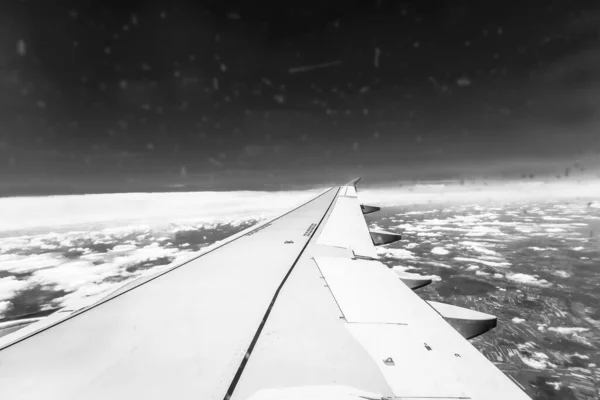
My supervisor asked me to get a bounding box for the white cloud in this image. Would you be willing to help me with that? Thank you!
[402,210,438,215]
[0,300,11,316]
[27,239,196,310]
[506,273,550,287]
[454,257,511,268]
[416,232,443,237]
[110,244,138,252]
[422,218,451,226]
[392,266,413,273]
[360,180,600,207]
[0,253,66,273]
[547,381,562,391]
[548,327,590,334]
[528,246,556,251]
[520,352,555,370]
[424,261,452,268]
[376,247,417,260]
[32,260,119,292]
[517,342,556,370]
[465,226,505,237]
[111,243,187,267]
[552,270,570,278]
[0,277,31,301]
[512,317,526,323]
[568,353,589,360]
[0,219,204,312]
[459,241,500,256]
[515,225,541,233]
[431,247,449,255]
[0,190,318,233]
[541,216,571,221]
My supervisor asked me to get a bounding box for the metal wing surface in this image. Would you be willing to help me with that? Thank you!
[0,181,531,400]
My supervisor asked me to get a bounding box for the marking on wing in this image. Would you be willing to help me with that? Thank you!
[303,223,318,237]
[246,222,272,236]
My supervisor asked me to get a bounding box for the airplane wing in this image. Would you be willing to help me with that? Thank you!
[0,180,531,400]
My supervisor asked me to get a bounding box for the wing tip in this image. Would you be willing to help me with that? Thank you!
[345,177,362,187]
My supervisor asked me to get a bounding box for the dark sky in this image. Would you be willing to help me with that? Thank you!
[1,0,599,194]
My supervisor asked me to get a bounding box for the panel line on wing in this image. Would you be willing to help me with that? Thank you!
[223,188,340,400]
[312,258,347,321]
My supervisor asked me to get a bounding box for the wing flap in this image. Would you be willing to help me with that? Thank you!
[314,257,411,324]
